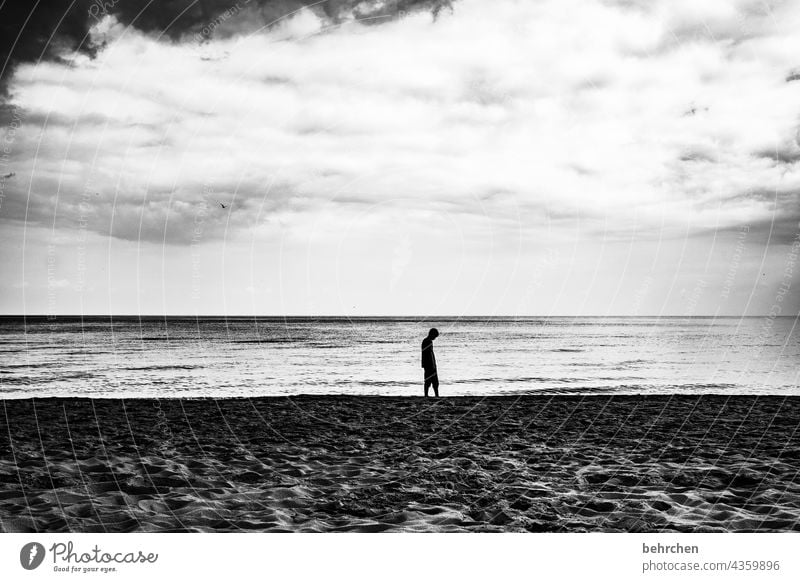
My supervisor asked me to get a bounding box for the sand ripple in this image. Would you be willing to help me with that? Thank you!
[1,395,799,532]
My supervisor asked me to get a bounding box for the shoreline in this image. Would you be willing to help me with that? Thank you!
[2,395,799,532]
[3,392,797,401]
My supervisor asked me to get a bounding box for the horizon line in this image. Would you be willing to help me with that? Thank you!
[1,314,796,319]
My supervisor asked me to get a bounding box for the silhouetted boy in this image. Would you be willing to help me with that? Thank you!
[421,328,440,397]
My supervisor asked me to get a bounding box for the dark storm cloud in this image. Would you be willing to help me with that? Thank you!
[0,0,98,97]
[755,147,800,165]
[709,187,800,245]
[704,212,800,246]
[0,0,453,96]
[6,170,298,244]
[109,0,453,38]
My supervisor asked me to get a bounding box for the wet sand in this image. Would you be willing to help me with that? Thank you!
[1,395,799,532]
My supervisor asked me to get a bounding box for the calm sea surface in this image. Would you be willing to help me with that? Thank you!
[0,316,797,398]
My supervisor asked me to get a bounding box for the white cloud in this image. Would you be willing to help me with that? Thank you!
[1,0,799,315]
[3,0,799,245]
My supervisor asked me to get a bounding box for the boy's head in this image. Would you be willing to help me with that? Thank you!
[428,328,439,339]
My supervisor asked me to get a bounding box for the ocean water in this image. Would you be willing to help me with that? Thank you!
[0,316,797,398]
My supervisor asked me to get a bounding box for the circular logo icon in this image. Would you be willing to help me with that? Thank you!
[20,542,46,570]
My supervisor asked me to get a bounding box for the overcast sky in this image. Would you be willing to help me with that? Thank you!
[1,0,799,316]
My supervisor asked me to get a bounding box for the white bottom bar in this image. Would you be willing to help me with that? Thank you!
[2,533,797,581]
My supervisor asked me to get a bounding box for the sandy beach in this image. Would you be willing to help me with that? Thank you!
[1,395,799,532]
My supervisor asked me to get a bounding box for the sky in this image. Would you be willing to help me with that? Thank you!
[0,0,799,316]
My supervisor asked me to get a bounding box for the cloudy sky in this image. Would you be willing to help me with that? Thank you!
[1,0,799,316]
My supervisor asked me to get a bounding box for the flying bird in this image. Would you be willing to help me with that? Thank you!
[1,172,14,179]
[683,105,708,117]
[218,202,227,209]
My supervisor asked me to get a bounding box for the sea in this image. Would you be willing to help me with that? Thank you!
[0,316,797,398]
